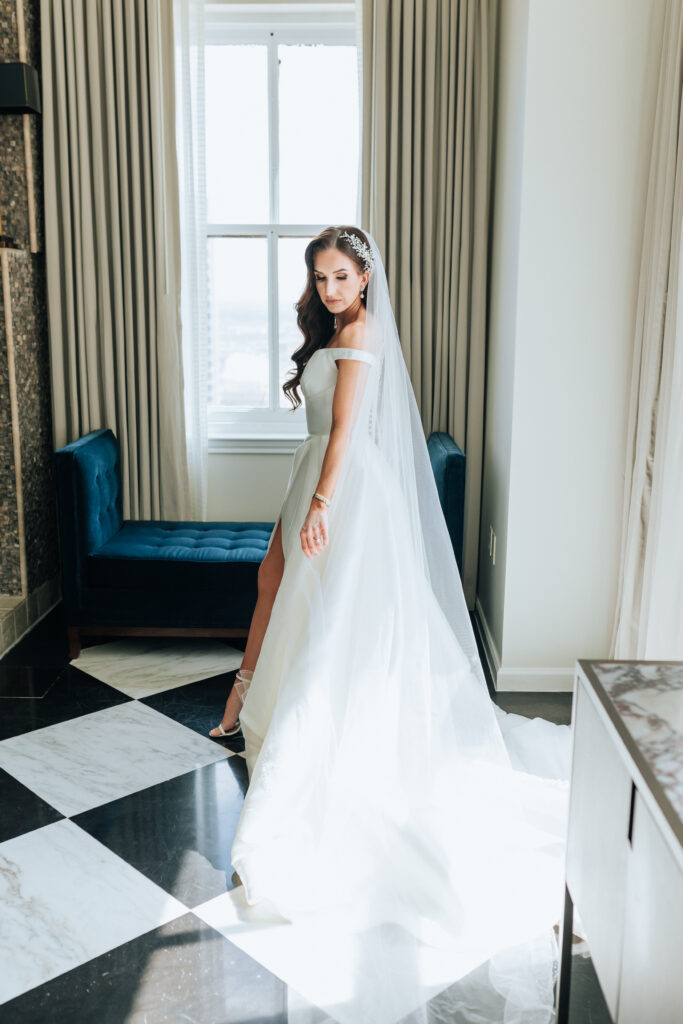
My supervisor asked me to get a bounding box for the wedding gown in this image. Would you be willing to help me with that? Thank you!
[228,344,574,1024]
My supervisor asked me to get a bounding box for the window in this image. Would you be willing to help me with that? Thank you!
[204,2,359,450]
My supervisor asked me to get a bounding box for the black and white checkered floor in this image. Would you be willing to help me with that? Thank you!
[0,606,612,1023]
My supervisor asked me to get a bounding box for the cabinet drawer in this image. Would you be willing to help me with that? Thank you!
[617,791,683,1023]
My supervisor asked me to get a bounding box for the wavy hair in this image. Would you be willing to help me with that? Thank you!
[282,225,371,410]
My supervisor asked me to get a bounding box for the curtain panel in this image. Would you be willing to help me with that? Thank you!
[611,0,683,659]
[357,0,499,609]
[173,0,208,520]
[41,0,192,519]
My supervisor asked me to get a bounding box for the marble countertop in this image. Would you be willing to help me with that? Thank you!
[579,660,683,841]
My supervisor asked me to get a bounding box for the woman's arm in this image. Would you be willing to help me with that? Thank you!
[300,322,369,559]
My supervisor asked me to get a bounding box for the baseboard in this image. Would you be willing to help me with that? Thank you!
[473,597,575,693]
[494,666,575,692]
[472,598,501,687]
[0,576,62,658]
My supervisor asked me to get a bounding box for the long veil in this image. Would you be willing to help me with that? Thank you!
[227,231,572,1024]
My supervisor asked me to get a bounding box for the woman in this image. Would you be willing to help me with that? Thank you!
[210,227,574,1024]
[209,227,372,741]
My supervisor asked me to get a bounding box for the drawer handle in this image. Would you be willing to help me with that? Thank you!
[627,780,637,844]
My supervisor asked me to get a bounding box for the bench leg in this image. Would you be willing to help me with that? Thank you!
[67,626,81,660]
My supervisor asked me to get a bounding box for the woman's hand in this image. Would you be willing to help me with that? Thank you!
[300,499,329,558]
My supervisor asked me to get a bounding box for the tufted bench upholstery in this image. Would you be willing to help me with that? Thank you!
[55,427,466,659]
[54,428,275,658]
[86,523,273,590]
[426,431,466,575]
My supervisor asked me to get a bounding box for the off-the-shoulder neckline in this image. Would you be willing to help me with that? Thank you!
[314,345,368,355]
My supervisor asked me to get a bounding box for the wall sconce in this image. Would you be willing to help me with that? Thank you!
[0,62,41,114]
[0,61,41,248]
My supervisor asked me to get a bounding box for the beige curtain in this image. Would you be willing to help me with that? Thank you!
[358,0,499,610]
[611,0,683,659]
[41,0,191,520]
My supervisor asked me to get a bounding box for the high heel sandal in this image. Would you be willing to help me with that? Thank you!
[209,668,254,738]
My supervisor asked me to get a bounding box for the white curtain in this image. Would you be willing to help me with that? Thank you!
[643,224,683,657]
[42,0,192,520]
[173,0,209,520]
[611,0,683,660]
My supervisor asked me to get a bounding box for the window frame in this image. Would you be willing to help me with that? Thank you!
[204,2,358,452]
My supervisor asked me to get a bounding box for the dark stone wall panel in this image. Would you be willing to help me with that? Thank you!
[0,0,59,604]
[0,257,22,594]
[0,118,30,251]
[23,0,41,68]
[10,251,58,591]
[0,0,40,64]
[28,113,44,251]
[0,1,19,61]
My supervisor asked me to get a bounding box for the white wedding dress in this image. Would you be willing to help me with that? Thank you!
[225,343,575,1024]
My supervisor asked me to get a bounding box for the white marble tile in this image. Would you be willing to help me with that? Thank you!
[72,638,244,698]
[0,819,186,1003]
[194,889,491,1024]
[0,702,232,816]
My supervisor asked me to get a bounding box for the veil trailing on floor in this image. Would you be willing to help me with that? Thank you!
[228,230,572,1024]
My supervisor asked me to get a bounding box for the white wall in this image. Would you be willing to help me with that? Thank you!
[477,0,530,679]
[207,449,295,521]
[478,0,666,691]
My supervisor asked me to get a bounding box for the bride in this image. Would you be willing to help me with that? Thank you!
[209,226,574,1024]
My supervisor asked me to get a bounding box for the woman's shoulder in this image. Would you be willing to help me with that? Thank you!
[328,321,366,351]
[327,322,376,367]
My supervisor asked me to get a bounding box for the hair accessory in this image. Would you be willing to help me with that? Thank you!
[339,231,374,273]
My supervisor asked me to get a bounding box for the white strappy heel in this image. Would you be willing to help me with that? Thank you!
[210,719,242,738]
[209,668,254,737]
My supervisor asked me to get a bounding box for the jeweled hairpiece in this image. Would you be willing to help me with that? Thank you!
[339,231,374,273]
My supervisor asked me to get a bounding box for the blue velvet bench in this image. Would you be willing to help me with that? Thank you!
[55,427,465,659]
[427,430,467,577]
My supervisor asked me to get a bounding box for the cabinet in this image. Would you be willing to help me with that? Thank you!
[556,660,683,1024]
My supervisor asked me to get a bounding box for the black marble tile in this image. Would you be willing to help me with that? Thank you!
[568,950,613,1023]
[493,691,573,726]
[0,663,131,741]
[0,766,63,842]
[142,672,246,753]
[73,758,250,908]
[0,602,70,669]
[0,662,63,698]
[0,911,287,1024]
[473,613,575,726]
[414,941,610,1024]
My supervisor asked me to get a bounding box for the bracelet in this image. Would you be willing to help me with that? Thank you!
[313,491,331,507]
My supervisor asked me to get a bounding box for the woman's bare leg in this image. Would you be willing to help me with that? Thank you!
[210,518,285,735]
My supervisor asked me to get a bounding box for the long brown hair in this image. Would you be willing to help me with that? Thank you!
[282,225,371,410]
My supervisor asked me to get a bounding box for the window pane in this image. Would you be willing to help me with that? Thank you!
[279,45,358,224]
[206,46,269,223]
[208,238,269,410]
[279,237,312,409]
